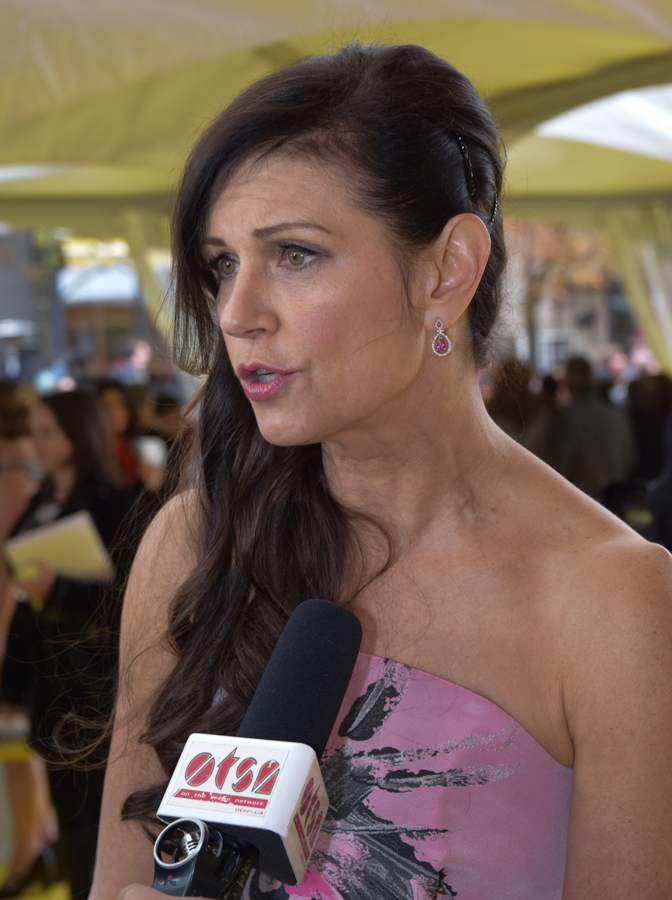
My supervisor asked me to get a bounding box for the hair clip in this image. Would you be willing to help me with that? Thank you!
[455,132,476,197]
[489,194,498,224]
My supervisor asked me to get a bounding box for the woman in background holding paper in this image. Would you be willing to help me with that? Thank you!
[0,382,41,654]
[0,390,137,899]
[0,381,45,900]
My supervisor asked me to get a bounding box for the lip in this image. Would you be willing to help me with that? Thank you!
[237,361,296,401]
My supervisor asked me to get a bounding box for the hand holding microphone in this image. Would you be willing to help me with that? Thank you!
[151,600,362,898]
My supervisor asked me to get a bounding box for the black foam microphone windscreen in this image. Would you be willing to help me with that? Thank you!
[238,599,362,759]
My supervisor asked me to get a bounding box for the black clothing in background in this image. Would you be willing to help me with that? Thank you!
[0,478,140,899]
[647,413,672,553]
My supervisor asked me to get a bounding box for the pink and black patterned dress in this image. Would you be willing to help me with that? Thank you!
[244,652,572,900]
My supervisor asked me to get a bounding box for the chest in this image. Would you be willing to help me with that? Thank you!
[347,548,574,766]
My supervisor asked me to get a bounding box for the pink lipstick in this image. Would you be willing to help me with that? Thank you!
[237,361,295,401]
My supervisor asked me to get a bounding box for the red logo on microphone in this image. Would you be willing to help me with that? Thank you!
[180,747,282,805]
[184,752,215,786]
[294,776,325,860]
[253,760,280,795]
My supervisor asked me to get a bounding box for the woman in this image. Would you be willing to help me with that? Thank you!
[96,380,142,491]
[97,380,167,494]
[0,381,41,649]
[93,45,672,900]
[1,391,136,898]
[0,382,49,900]
[0,382,40,533]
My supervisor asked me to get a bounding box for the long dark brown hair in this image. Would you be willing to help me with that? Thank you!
[40,390,120,494]
[122,42,507,822]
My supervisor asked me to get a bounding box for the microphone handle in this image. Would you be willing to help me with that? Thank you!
[152,818,258,899]
[219,839,257,900]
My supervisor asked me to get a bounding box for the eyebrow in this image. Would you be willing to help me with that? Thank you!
[203,221,331,247]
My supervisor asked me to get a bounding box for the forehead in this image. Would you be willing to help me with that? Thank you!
[32,402,57,427]
[100,387,125,403]
[206,153,359,236]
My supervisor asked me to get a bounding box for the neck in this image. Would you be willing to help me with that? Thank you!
[322,349,508,546]
[51,465,77,503]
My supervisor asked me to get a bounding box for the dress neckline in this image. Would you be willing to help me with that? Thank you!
[357,650,573,770]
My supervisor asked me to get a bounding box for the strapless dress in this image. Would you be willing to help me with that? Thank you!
[243,652,572,900]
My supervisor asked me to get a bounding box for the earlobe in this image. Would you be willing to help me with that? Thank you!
[426,214,491,331]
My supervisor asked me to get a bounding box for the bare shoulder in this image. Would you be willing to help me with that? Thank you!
[506,442,672,684]
[515,448,672,727]
[130,489,202,587]
[560,523,672,712]
[505,449,672,892]
[537,466,672,630]
[508,442,667,598]
[536,499,672,893]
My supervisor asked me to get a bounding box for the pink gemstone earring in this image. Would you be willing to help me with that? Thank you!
[432,319,452,357]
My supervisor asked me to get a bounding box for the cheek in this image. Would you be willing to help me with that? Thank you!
[294,307,342,349]
[55,436,73,464]
[294,267,401,355]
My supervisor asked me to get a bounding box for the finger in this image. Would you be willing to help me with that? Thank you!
[117,884,169,900]
[15,578,35,592]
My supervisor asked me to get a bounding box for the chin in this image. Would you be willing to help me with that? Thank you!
[254,410,325,448]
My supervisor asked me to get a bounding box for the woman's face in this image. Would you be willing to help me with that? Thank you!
[98,387,130,436]
[30,402,74,476]
[206,154,430,447]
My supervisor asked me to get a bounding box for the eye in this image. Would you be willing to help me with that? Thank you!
[210,254,238,278]
[287,249,307,267]
[279,245,317,268]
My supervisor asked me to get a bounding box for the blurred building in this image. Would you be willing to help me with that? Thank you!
[0,230,64,381]
[517,286,634,373]
[498,220,639,375]
[57,239,148,379]
[0,231,178,389]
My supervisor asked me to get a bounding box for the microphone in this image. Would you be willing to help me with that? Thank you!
[152,599,362,899]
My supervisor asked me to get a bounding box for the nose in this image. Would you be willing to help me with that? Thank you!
[216,264,278,341]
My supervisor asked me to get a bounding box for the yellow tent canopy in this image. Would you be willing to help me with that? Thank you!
[1,0,672,358]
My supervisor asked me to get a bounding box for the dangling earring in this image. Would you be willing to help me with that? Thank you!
[432,319,452,357]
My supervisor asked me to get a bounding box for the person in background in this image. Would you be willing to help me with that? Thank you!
[521,374,560,464]
[0,382,53,900]
[125,385,160,439]
[109,339,153,386]
[652,372,672,421]
[0,391,136,899]
[97,381,167,494]
[153,395,183,444]
[548,355,635,501]
[627,373,672,481]
[95,380,141,491]
[0,383,41,651]
[151,395,188,496]
[485,358,539,442]
[647,411,672,552]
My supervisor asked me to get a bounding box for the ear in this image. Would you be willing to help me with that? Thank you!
[422,213,492,333]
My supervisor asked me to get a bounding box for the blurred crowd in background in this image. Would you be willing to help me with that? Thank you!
[0,376,191,899]
[483,354,672,541]
[0,346,672,899]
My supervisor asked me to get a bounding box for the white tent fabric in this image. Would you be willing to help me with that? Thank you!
[2,0,671,208]
[537,84,672,161]
[1,0,672,360]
